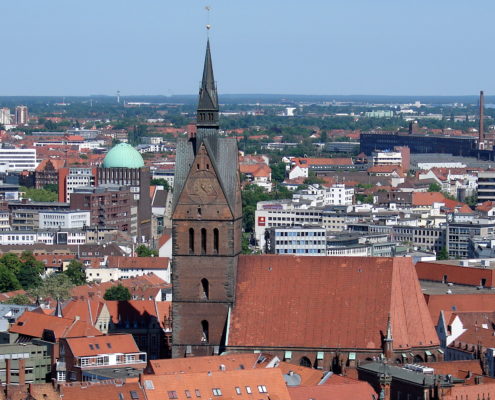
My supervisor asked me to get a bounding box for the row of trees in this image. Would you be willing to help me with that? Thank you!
[0,253,86,303]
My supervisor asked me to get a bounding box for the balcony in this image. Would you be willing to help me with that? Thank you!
[76,352,147,369]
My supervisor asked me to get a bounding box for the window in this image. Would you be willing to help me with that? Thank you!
[167,391,178,399]
[201,320,209,343]
[258,386,267,393]
[213,228,219,254]
[185,390,191,398]
[201,228,207,254]
[189,228,195,254]
[212,388,222,396]
[201,278,209,300]
[245,386,252,394]
[195,389,201,398]
[235,387,241,395]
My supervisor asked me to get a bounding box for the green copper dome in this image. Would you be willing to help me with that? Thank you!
[102,143,145,169]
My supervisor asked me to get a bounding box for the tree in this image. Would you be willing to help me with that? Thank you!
[3,294,31,305]
[44,184,58,194]
[64,260,86,286]
[136,245,158,257]
[465,194,478,207]
[437,247,449,260]
[151,178,170,190]
[0,264,21,292]
[428,183,442,192]
[0,253,23,275]
[17,252,44,290]
[104,284,131,301]
[270,162,286,183]
[20,186,58,202]
[29,273,74,301]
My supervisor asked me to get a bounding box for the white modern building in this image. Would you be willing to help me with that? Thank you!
[64,167,96,202]
[0,230,86,246]
[372,150,402,166]
[327,184,354,206]
[0,109,11,125]
[39,210,91,229]
[265,226,326,255]
[0,148,37,172]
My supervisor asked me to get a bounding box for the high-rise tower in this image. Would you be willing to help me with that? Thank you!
[171,40,243,358]
[479,90,485,149]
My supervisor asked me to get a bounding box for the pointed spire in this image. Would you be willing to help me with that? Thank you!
[386,313,393,341]
[55,298,63,318]
[197,39,219,128]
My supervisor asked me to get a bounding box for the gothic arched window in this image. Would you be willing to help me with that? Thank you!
[201,278,209,300]
[189,228,195,254]
[201,320,209,343]
[201,228,207,254]
[213,228,219,254]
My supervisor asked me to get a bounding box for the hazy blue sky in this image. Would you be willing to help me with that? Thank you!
[2,1,493,96]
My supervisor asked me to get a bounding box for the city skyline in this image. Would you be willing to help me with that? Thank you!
[2,0,494,96]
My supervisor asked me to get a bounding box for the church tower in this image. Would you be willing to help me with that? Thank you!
[171,40,243,358]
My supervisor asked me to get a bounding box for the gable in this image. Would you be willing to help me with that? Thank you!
[173,143,233,220]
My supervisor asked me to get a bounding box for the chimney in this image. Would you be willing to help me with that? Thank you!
[480,90,485,149]
[5,359,11,385]
[18,358,26,385]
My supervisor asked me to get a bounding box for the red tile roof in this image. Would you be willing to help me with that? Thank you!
[158,233,171,249]
[239,163,271,178]
[289,377,376,400]
[106,256,169,270]
[423,360,483,379]
[425,293,495,322]
[149,353,261,375]
[9,311,102,340]
[143,368,290,400]
[367,165,405,176]
[60,381,145,400]
[229,255,438,350]
[65,334,139,357]
[412,191,446,206]
[61,298,106,325]
[416,262,495,288]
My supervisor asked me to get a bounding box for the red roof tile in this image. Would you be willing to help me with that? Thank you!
[149,353,260,375]
[9,311,102,340]
[425,293,495,322]
[65,334,139,357]
[229,255,438,350]
[61,381,145,400]
[143,369,290,400]
[289,377,376,400]
[106,256,169,270]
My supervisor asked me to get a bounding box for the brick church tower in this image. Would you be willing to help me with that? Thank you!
[171,40,243,358]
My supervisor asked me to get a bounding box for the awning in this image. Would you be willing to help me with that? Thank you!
[284,351,292,359]
[425,350,432,356]
[402,353,408,358]
[438,349,445,354]
[317,352,324,360]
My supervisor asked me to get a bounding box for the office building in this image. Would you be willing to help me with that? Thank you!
[0,148,37,172]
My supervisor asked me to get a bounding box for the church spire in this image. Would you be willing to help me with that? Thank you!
[197,39,219,128]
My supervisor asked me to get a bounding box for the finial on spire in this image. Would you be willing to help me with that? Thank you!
[205,6,212,36]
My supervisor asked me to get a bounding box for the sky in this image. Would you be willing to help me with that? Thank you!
[2,0,494,96]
